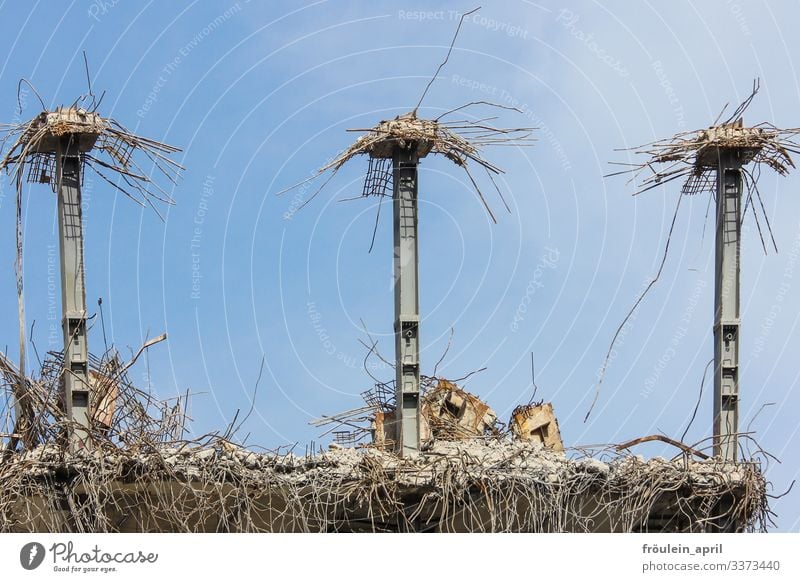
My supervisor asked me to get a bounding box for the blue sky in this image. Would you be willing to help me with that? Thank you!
[0,1,798,530]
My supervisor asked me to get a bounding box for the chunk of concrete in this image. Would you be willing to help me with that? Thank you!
[510,402,564,451]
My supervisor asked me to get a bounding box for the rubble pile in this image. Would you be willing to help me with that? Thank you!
[0,438,768,533]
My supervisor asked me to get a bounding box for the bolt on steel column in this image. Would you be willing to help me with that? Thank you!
[393,147,421,455]
[56,136,91,450]
[713,150,742,461]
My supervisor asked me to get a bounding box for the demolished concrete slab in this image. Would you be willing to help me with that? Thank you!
[0,439,768,533]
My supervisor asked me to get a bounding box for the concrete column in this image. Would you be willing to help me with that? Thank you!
[713,150,741,462]
[392,147,420,455]
[56,136,91,450]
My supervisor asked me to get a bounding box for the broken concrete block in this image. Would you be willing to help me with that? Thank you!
[370,378,497,448]
[510,402,564,451]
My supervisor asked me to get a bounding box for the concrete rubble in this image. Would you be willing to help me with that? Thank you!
[9,439,753,490]
[0,436,767,533]
[509,402,564,451]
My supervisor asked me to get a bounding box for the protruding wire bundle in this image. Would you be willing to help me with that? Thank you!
[0,105,183,216]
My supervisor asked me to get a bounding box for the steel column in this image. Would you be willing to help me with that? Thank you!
[392,147,420,455]
[56,136,91,449]
[713,150,741,461]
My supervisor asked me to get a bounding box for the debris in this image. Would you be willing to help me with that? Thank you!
[88,368,119,431]
[510,402,564,451]
[284,109,534,222]
[610,81,799,203]
[1,344,188,452]
[0,438,768,532]
[0,106,182,209]
[421,379,498,442]
[342,377,499,450]
[623,117,799,197]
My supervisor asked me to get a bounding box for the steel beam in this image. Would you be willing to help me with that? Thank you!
[713,150,742,461]
[56,136,91,450]
[392,147,420,455]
